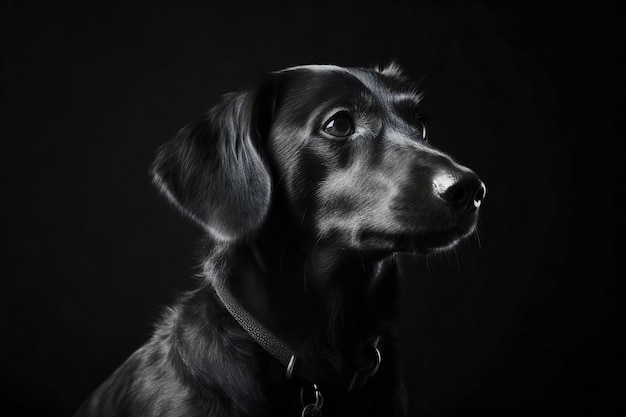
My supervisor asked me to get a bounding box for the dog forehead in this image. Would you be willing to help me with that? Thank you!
[277,65,366,93]
[272,66,369,120]
[278,64,392,87]
[278,64,354,74]
[276,65,418,107]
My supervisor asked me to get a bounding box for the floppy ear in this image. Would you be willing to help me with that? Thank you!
[151,82,274,242]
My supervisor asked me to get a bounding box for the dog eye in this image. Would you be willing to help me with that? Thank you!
[323,112,354,137]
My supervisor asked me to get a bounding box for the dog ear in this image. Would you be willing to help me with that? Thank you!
[151,81,275,242]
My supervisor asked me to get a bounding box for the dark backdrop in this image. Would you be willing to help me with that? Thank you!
[1,1,620,416]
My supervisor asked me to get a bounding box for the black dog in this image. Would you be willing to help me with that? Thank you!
[75,63,486,417]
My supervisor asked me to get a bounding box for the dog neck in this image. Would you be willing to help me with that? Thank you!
[207,210,400,372]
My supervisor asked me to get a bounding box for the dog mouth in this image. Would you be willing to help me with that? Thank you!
[358,228,465,254]
[357,214,478,254]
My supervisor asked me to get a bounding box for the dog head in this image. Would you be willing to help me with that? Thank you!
[152,64,485,254]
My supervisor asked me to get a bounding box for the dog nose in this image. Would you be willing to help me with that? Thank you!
[435,171,486,212]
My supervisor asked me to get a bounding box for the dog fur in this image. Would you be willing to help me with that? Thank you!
[74,63,486,417]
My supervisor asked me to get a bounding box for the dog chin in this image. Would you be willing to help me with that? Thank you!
[356,222,477,255]
[413,238,461,255]
[355,229,456,254]
[416,222,479,254]
[408,231,464,254]
[415,213,479,253]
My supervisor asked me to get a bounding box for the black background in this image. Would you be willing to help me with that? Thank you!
[1,1,620,416]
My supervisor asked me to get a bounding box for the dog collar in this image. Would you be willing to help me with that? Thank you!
[213,281,382,395]
[213,279,293,365]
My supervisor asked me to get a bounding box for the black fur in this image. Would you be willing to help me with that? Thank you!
[75,64,485,417]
